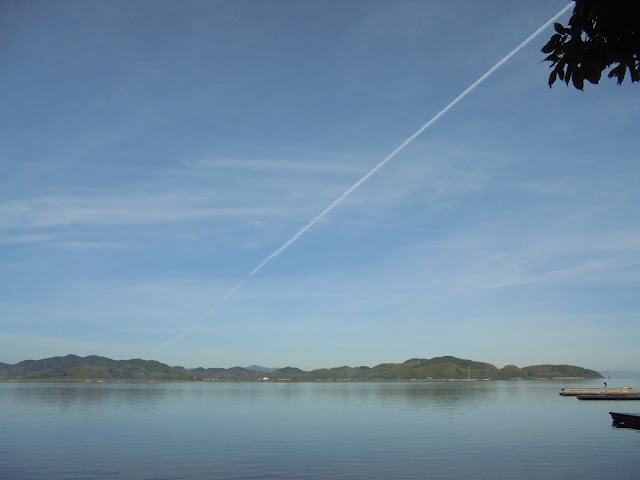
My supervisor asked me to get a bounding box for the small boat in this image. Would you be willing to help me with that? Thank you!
[610,412,640,429]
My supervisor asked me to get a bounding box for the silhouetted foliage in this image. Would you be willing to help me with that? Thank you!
[542,0,640,90]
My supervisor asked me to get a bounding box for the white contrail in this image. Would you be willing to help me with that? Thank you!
[164,2,573,345]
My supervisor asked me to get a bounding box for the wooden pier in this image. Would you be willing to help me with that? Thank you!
[610,412,640,429]
[559,387,640,397]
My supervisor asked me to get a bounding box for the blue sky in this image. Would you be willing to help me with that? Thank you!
[1,0,638,371]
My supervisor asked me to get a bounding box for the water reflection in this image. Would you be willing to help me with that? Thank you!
[368,381,493,408]
[2,380,495,413]
[2,380,639,480]
[4,381,168,410]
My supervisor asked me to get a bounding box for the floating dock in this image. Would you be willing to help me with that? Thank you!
[610,412,640,429]
[578,393,640,400]
[559,387,640,397]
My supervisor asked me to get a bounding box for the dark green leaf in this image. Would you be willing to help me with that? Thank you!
[572,70,584,90]
[565,63,574,85]
[608,64,626,84]
[541,34,562,54]
[544,53,559,63]
[584,70,601,84]
[584,63,602,84]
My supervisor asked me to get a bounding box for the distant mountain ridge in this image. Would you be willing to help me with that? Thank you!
[0,354,602,381]
[244,365,281,372]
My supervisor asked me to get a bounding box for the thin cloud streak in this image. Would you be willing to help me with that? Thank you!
[193,158,365,175]
[0,195,293,228]
[166,2,574,345]
[0,331,114,353]
[50,241,124,249]
[0,233,56,245]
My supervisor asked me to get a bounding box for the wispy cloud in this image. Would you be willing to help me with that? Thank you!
[191,158,366,175]
[0,194,295,229]
[0,233,57,245]
[0,331,116,355]
[425,227,640,259]
[345,223,640,297]
[345,153,494,210]
[50,241,124,249]
[0,233,122,249]
[473,258,639,291]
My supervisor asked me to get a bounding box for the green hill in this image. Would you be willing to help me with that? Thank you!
[7,354,193,380]
[0,354,602,381]
[521,364,602,379]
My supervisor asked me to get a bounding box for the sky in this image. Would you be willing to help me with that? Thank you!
[1,0,638,371]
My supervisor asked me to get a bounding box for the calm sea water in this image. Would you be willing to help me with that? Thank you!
[1,379,639,479]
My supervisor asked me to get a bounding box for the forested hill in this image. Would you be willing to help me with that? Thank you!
[0,354,602,381]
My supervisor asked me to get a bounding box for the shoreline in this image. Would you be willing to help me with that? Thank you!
[0,376,598,383]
